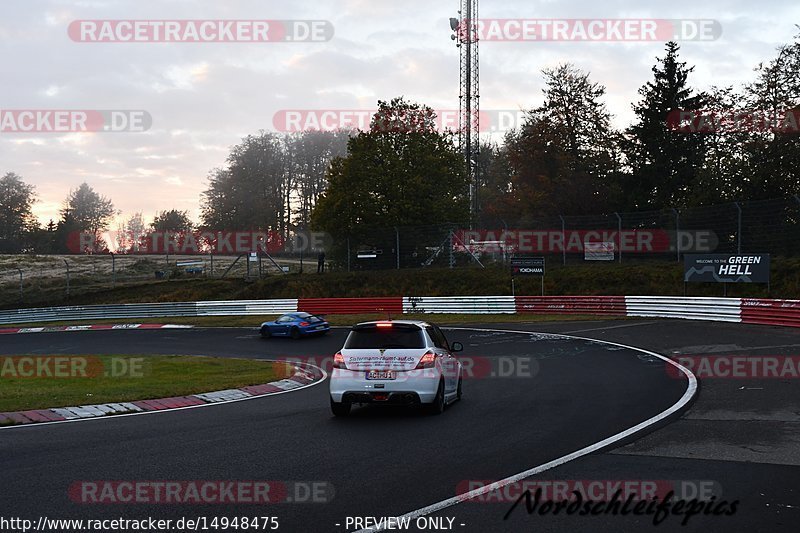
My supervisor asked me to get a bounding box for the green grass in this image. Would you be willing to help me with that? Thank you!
[0,355,292,414]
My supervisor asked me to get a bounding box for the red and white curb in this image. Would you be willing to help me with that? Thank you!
[0,363,324,427]
[0,324,195,335]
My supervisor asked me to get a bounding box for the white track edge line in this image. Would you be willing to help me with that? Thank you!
[0,361,327,431]
[353,326,698,533]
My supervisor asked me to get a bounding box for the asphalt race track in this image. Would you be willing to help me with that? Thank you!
[1,320,798,532]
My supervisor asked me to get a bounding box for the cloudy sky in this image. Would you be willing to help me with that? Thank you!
[1,0,798,226]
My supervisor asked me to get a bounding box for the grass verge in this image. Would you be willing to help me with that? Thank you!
[0,355,292,414]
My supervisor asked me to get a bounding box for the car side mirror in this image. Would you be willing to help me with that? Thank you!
[451,342,464,353]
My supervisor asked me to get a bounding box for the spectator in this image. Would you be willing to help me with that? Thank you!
[317,251,326,273]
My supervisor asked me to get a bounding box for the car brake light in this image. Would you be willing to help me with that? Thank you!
[376,322,393,328]
[333,352,346,369]
[299,322,310,327]
[415,351,437,369]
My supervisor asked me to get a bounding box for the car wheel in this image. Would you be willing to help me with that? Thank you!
[260,327,271,339]
[428,380,446,415]
[330,398,351,417]
[290,327,301,340]
[456,375,463,401]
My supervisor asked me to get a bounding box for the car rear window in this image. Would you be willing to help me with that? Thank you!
[296,312,322,322]
[344,324,425,349]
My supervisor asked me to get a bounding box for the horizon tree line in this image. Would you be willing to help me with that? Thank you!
[1,34,798,254]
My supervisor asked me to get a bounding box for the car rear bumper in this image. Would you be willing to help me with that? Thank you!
[340,391,423,405]
[300,325,330,335]
[329,368,440,404]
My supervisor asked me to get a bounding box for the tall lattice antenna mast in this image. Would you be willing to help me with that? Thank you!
[450,0,480,227]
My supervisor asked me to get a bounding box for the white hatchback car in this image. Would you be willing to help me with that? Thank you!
[329,320,464,416]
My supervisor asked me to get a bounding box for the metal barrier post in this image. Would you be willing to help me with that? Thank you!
[449,230,454,269]
[672,208,681,262]
[735,202,742,254]
[17,268,23,304]
[63,259,70,300]
[395,227,400,269]
[111,253,116,287]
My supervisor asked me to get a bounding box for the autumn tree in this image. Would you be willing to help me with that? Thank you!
[311,97,468,238]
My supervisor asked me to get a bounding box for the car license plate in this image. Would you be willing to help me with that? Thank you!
[366,370,396,380]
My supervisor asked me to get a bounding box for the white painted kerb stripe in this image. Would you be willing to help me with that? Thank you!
[0,362,327,431]
[352,327,698,533]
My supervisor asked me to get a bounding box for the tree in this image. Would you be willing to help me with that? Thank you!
[538,64,620,178]
[625,42,707,209]
[200,129,352,241]
[481,65,622,222]
[496,117,573,221]
[51,209,83,253]
[287,130,351,229]
[200,133,286,233]
[115,212,147,253]
[743,30,800,198]
[475,140,512,226]
[0,172,38,252]
[59,183,115,253]
[691,86,751,204]
[152,209,193,232]
[61,182,115,234]
[311,97,468,238]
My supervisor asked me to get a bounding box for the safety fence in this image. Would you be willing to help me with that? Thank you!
[0,296,798,328]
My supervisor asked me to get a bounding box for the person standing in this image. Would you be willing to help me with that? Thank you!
[317,251,326,273]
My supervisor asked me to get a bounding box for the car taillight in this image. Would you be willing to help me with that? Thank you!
[299,322,310,327]
[333,352,346,369]
[415,351,437,369]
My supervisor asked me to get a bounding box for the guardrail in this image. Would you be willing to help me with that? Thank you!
[625,296,742,323]
[0,296,797,328]
[741,299,800,328]
[516,296,626,316]
[197,300,298,316]
[298,298,402,316]
[403,296,516,314]
[0,300,297,325]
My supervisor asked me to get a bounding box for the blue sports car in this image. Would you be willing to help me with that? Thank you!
[260,312,331,339]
